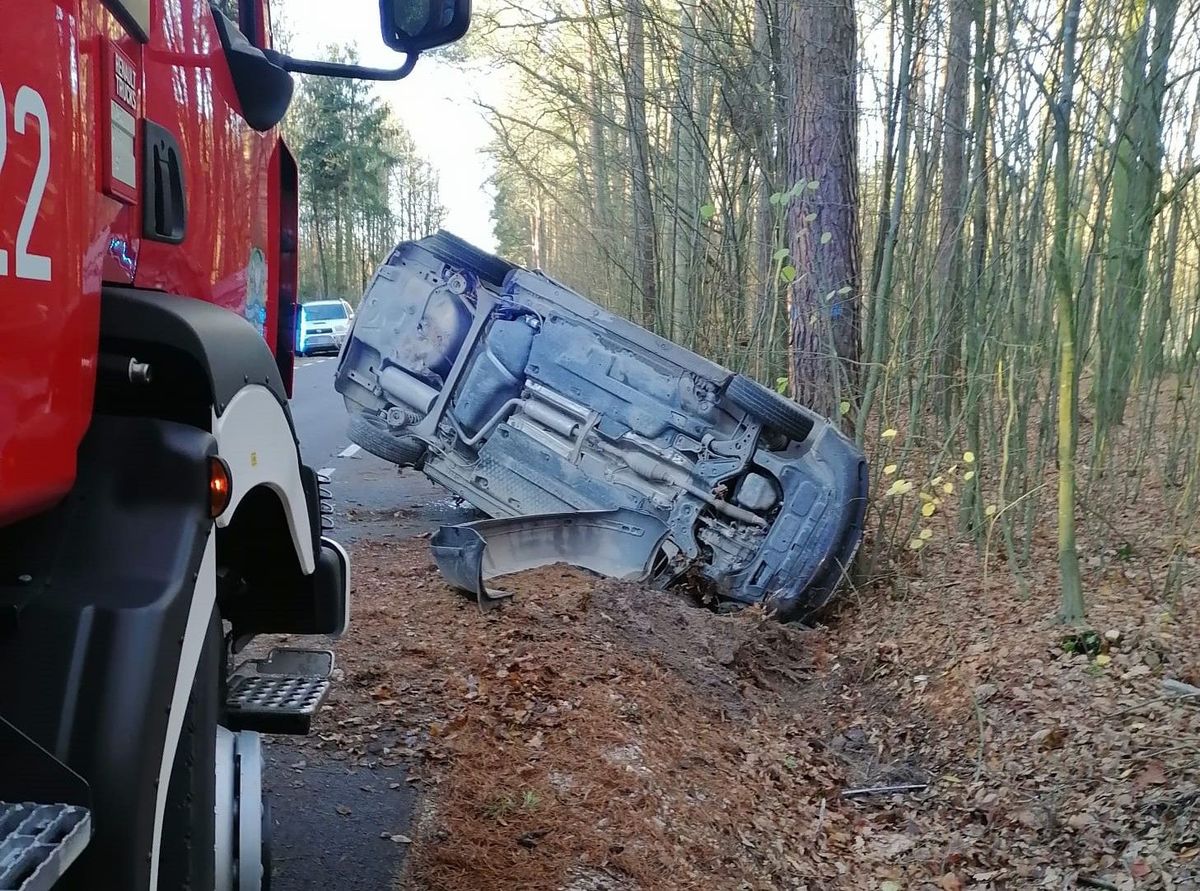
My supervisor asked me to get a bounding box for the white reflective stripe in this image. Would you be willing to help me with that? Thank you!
[149,528,216,889]
[212,385,316,574]
[236,732,264,891]
[214,728,235,891]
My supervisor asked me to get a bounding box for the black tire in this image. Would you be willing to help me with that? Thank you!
[157,608,222,890]
[724,374,816,443]
[347,414,427,468]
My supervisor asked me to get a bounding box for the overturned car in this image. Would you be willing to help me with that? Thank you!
[334,232,868,620]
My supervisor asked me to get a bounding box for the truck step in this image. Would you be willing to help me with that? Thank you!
[0,803,91,891]
[224,647,334,735]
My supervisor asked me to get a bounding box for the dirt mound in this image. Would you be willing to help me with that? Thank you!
[325,548,862,890]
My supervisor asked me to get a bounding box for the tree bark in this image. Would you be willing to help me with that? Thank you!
[782,0,860,416]
[1096,0,1177,439]
[933,0,971,413]
[1052,0,1085,624]
[625,0,659,331]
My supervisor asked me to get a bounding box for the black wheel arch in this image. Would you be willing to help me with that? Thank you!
[99,287,294,422]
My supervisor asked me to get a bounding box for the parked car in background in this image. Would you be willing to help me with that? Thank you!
[334,232,868,620]
[298,299,354,355]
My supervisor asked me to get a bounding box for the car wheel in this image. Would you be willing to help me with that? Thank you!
[724,374,816,443]
[347,414,427,468]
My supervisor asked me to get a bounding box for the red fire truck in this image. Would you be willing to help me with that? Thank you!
[0,1,469,888]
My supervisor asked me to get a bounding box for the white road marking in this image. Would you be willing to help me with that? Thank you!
[338,443,361,458]
[317,467,335,478]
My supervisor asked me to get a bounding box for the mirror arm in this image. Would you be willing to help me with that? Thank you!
[262,48,419,81]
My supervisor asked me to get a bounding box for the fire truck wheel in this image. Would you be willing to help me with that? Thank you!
[157,608,222,890]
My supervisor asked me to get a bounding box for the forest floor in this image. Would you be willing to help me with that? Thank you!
[303,478,1199,890]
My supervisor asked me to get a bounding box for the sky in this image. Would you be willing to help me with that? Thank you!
[278,0,503,250]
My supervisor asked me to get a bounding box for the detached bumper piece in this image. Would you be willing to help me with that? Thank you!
[224,647,334,735]
[0,803,91,891]
[430,508,668,609]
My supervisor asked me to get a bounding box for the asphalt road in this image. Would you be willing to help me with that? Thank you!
[288,356,466,543]
[265,355,471,891]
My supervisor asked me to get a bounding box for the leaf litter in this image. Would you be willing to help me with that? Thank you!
[305,502,1198,890]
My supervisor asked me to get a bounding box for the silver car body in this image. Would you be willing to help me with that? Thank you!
[335,233,868,619]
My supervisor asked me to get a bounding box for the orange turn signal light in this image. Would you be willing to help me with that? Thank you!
[209,456,233,518]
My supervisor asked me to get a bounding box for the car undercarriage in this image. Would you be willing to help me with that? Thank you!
[335,232,868,620]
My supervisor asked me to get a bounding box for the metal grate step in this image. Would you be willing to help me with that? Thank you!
[0,803,90,891]
[225,674,330,735]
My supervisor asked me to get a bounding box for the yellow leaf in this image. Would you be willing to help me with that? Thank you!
[883,464,897,476]
[985,504,997,516]
[931,476,943,486]
[921,502,936,517]
[964,451,976,464]
[881,428,898,440]
[919,528,933,540]
[898,480,914,495]
[919,492,934,503]
[908,539,924,551]
[1095,654,1111,667]
[942,482,954,495]
[964,470,976,481]
[933,497,942,506]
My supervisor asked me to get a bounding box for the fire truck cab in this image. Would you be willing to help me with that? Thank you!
[0,1,469,888]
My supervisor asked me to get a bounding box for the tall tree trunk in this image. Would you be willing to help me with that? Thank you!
[1052,0,1085,623]
[959,0,996,531]
[933,0,971,415]
[311,195,330,298]
[670,1,703,342]
[867,0,900,297]
[782,0,860,416]
[857,0,916,441]
[585,0,611,242]
[1096,0,1177,440]
[625,0,659,331]
[751,0,780,378]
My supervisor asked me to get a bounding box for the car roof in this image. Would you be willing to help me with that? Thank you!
[303,299,345,307]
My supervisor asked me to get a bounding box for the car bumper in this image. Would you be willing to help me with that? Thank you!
[300,334,345,352]
[731,427,869,619]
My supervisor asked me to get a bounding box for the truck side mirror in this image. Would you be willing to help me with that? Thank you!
[212,7,295,131]
[262,0,471,83]
[381,0,471,54]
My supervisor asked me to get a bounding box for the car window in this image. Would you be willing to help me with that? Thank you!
[302,304,347,322]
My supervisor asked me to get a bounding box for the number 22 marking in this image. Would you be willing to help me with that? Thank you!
[0,83,53,282]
